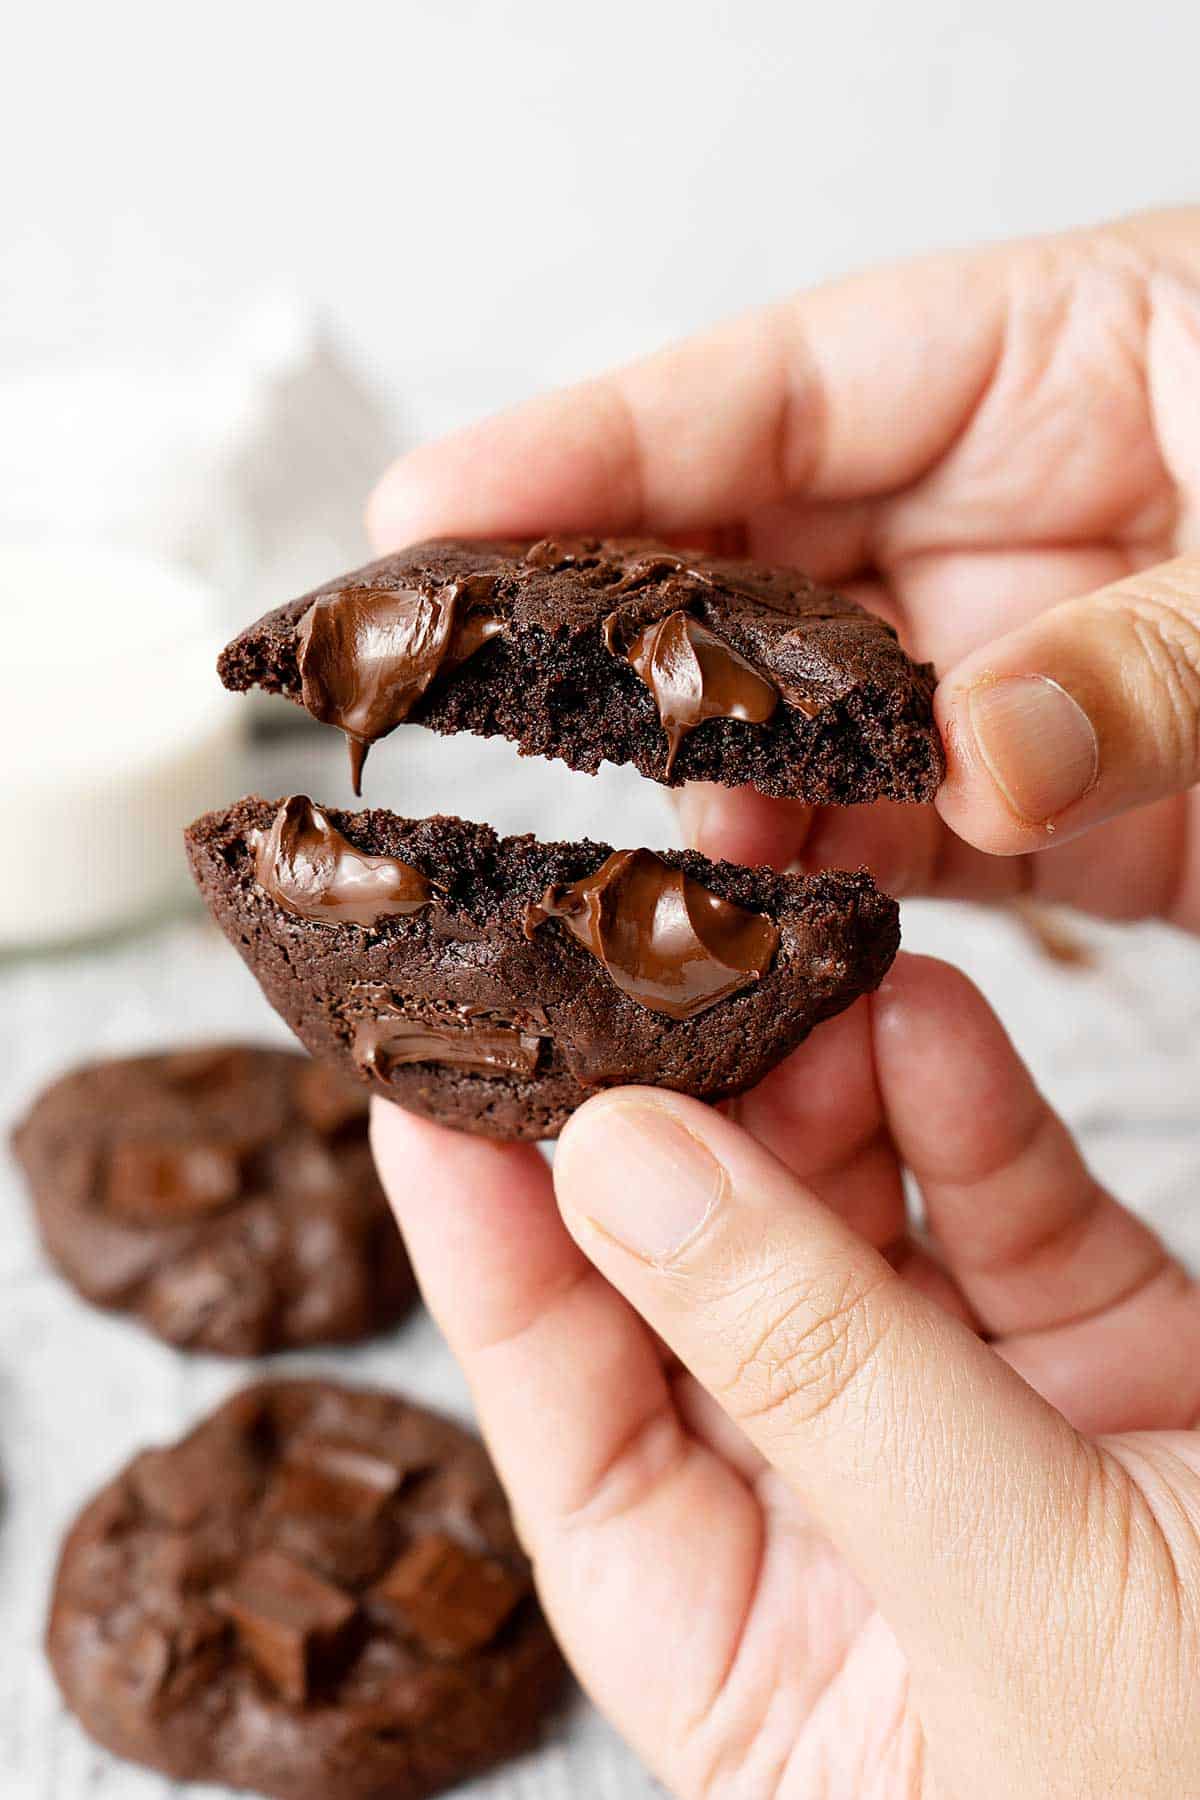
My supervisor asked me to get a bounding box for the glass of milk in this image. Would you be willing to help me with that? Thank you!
[0,542,245,952]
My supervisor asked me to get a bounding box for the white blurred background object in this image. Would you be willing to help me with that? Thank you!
[4,0,1199,448]
[0,296,395,949]
[2,3,1199,1796]
[0,295,393,625]
[0,544,242,948]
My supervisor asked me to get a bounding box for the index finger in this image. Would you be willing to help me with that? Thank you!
[369,1099,767,1774]
[366,250,1005,549]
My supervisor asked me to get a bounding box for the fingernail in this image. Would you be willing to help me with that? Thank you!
[966,676,1099,824]
[676,783,711,849]
[557,1101,726,1264]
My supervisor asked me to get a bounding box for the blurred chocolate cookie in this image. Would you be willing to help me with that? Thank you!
[217,535,943,801]
[47,1379,564,1800]
[11,1045,415,1355]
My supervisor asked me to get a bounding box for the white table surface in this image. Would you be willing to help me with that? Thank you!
[4,728,1199,1800]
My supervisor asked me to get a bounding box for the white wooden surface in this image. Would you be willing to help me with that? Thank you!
[3,729,1199,1800]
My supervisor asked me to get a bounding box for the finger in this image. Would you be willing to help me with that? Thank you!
[677,783,814,874]
[936,554,1200,855]
[681,783,1017,905]
[681,540,1175,904]
[800,788,1198,922]
[1001,1263,1200,1435]
[729,993,977,1326]
[683,780,1198,929]
[671,1370,767,1484]
[887,543,1152,674]
[369,1101,765,1774]
[369,1100,667,1531]
[367,251,1006,547]
[553,1086,1087,1687]
[726,997,899,1238]
[871,955,1169,1340]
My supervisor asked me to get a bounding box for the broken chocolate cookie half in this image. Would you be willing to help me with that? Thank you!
[186,794,900,1142]
[217,535,943,801]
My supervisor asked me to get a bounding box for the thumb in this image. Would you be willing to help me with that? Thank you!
[935,553,1200,855]
[553,1087,1090,1681]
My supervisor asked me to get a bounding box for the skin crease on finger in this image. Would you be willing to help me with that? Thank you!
[363,217,1200,1797]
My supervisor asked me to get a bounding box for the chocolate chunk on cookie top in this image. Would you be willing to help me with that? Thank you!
[47,1380,564,1800]
[11,1045,416,1355]
[185,796,901,1142]
[217,536,943,800]
[255,793,438,925]
[523,846,781,1019]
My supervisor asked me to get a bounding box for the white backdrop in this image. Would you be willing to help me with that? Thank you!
[4,0,1198,440]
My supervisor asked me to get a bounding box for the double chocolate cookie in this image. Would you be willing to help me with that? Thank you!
[11,1045,415,1354]
[185,795,900,1141]
[47,1379,564,1800]
[217,536,942,801]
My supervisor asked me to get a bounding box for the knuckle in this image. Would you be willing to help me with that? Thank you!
[1101,575,1200,776]
[715,1263,895,1436]
[558,1403,689,1533]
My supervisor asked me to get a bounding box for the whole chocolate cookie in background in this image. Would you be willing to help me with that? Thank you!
[11,1045,416,1355]
[185,795,901,1142]
[217,535,943,801]
[47,1379,565,1800]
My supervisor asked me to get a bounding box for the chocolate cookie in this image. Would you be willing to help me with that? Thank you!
[217,536,943,801]
[185,795,901,1141]
[47,1379,564,1800]
[11,1045,416,1355]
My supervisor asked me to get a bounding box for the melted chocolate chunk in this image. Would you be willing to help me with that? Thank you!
[352,992,545,1081]
[604,608,779,774]
[297,578,503,791]
[254,796,435,928]
[217,1548,358,1703]
[369,1533,526,1660]
[523,847,780,1020]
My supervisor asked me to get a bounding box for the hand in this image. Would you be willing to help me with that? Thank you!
[373,957,1200,1798]
[368,208,1200,930]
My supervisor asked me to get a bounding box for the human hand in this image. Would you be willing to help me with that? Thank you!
[373,956,1200,1798]
[369,208,1200,930]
